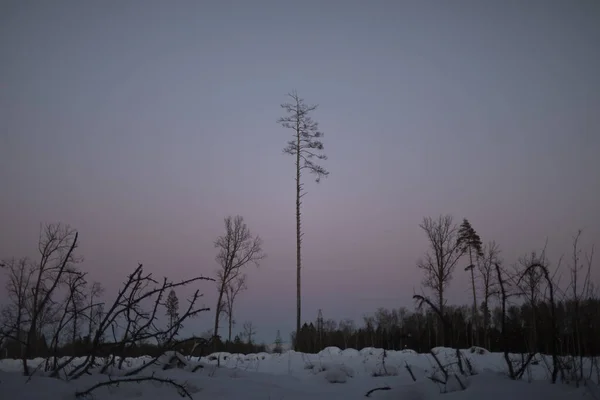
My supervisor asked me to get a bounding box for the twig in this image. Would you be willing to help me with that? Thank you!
[365,386,391,397]
[404,361,416,382]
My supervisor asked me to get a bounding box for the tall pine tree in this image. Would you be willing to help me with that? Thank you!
[278,92,329,350]
[457,218,483,346]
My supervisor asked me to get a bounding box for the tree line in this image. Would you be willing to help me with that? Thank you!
[293,297,600,357]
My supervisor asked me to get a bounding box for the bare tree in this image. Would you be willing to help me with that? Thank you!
[278,91,329,350]
[243,321,256,344]
[565,230,594,386]
[0,257,32,358]
[223,274,247,342]
[213,216,264,341]
[416,215,465,345]
[45,269,88,373]
[512,250,545,353]
[477,240,500,349]
[0,223,81,375]
[519,260,559,383]
[412,294,468,375]
[494,262,534,380]
[86,281,104,342]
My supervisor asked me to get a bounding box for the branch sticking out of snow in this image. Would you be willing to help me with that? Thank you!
[75,373,194,400]
[365,386,391,397]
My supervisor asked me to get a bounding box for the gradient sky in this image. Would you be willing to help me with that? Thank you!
[1,0,599,344]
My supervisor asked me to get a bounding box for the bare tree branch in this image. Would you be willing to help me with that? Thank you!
[213,216,264,342]
[416,215,464,345]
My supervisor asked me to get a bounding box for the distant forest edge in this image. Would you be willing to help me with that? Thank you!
[3,296,600,359]
[292,297,600,355]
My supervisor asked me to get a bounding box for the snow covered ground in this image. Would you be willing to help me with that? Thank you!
[0,347,593,399]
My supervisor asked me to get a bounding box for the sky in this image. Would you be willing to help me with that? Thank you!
[1,0,599,344]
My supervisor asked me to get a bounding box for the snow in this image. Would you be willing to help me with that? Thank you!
[0,347,589,399]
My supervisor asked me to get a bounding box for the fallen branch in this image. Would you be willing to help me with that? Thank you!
[453,373,466,391]
[428,376,445,385]
[404,361,416,382]
[429,350,448,381]
[75,374,193,400]
[365,386,391,397]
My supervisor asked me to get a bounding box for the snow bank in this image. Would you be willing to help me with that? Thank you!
[0,347,591,400]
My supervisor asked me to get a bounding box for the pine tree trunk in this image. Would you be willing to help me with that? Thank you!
[469,248,478,347]
[295,129,302,351]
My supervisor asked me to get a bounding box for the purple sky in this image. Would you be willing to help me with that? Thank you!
[1,0,599,344]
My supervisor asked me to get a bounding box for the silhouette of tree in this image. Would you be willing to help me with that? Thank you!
[274,330,283,353]
[213,216,265,341]
[223,274,247,342]
[416,215,464,345]
[165,289,179,331]
[278,91,329,350]
[457,218,483,346]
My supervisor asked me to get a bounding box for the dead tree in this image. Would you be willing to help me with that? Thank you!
[519,261,559,383]
[413,294,466,376]
[0,223,81,376]
[213,215,264,342]
[565,230,594,386]
[477,241,500,349]
[46,271,87,373]
[278,91,329,350]
[223,274,247,342]
[494,262,534,379]
[243,321,256,344]
[86,282,104,342]
[0,257,32,359]
[512,251,545,354]
[416,215,465,346]
[413,295,450,337]
[68,263,213,379]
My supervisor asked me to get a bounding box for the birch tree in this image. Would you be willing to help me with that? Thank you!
[213,216,264,340]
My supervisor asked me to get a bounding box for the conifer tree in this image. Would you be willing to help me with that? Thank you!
[457,218,483,346]
[278,91,329,350]
[274,330,283,353]
[165,289,179,331]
